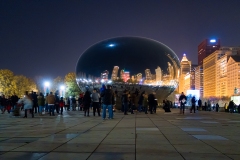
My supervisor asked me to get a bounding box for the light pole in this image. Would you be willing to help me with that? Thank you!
[44,81,50,96]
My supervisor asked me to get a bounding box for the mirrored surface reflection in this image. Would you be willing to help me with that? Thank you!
[76,37,180,102]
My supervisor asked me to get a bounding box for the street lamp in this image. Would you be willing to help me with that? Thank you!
[44,81,50,95]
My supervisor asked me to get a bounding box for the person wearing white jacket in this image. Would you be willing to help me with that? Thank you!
[18,91,34,118]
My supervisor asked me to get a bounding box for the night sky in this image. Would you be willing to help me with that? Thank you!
[1,0,240,79]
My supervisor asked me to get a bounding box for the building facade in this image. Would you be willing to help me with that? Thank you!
[203,47,240,97]
[111,66,119,80]
[198,39,220,66]
[178,54,191,93]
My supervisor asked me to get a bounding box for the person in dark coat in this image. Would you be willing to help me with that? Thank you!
[191,96,196,113]
[216,103,219,112]
[148,91,156,114]
[137,91,145,112]
[101,85,114,119]
[83,90,91,116]
[122,90,129,115]
[228,100,234,113]
[179,92,187,114]
[197,99,202,110]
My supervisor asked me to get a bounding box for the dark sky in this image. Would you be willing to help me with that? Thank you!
[1,0,240,79]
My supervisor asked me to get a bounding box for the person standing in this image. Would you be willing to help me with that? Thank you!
[83,89,91,116]
[31,92,38,113]
[18,91,34,118]
[190,96,196,113]
[55,90,60,114]
[197,99,202,111]
[137,91,145,112]
[148,91,156,114]
[11,93,19,109]
[101,85,114,119]
[216,103,219,112]
[71,97,77,111]
[179,92,187,114]
[59,97,65,115]
[37,92,45,115]
[143,93,148,114]
[0,95,7,114]
[91,89,101,116]
[46,92,56,116]
[228,100,234,113]
[122,90,129,115]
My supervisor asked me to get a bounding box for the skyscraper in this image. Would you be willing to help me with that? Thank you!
[111,66,119,80]
[155,66,162,82]
[179,54,191,93]
[101,70,109,80]
[136,73,142,82]
[198,39,220,66]
[145,69,152,81]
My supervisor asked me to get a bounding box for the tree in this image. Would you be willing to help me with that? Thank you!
[0,69,15,96]
[13,75,38,97]
[51,76,64,93]
[64,72,81,97]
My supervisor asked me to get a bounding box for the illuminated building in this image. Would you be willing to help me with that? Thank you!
[168,62,174,79]
[203,47,240,97]
[151,74,156,81]
[120,70,125,80]
[198,39,220,66]
[101,70,109,80]
[178,54,191,93]
[136,73,142,82]
[194,66,203,97]
[155,66,162,82]
[227,55,240,96]
[111,66,119,80]
[124,71,130,82]
[184,73,191,93]
[145,69,152,81]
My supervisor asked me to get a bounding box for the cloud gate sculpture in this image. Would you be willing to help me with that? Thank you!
[76,36,180,107]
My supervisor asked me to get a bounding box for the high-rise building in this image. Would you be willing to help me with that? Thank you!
[101,70,109,80]
[178,54,191,93]
[227,55,240,96]
[136,73,142,82]
[124,71,130,82]
[203,47,240,97]
[120,70,125,80]
[111,66,119,80]
[198,39,220,66]
[145,69,152,81]
[155,66,162,82]
[194,66,203,97]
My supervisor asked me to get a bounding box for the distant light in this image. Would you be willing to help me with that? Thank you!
[210,39,216,43]
[183,53,186,56]
[101,79,104,83]
[44,81,50,87]
[108,80,112,83]
[60,85,65,90]
[108,44,115,47]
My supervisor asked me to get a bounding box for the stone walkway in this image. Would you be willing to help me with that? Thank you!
[0,109,240,160]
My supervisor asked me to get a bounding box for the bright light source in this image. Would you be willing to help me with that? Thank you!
[108,44,115,47]
[210,39,216,43]
[60,85,65,90]
[101,79,104,83]
[44,81,50,87]
[108,80,112,83]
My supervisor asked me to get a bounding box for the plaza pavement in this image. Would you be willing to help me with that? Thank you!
[0,108,240,160]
